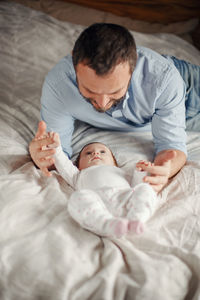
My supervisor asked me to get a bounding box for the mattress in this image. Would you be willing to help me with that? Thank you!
[0,2,200,299]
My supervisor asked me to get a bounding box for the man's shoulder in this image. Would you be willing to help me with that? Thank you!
[45,54,76,86]
[136,46,173,74]
[134,46,180,89]
[136,46,169,64]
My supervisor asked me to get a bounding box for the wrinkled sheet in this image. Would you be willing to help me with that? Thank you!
[0,2,200,300]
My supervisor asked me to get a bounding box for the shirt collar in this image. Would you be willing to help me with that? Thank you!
[106,91,129,118]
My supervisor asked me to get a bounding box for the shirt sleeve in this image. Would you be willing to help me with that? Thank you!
[40,78,75,158]
[54,145,79,188]
[152,69,187,156]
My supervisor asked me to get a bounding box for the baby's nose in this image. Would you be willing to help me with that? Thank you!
[93,150,99,155]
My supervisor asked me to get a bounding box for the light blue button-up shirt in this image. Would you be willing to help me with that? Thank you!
[41,46,187,157]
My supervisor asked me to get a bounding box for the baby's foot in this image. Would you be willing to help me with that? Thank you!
[107,218,129,238]
[128,220,144,235]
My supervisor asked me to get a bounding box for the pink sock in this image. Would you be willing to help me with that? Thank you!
[128,220,144,235]
[108,218,129,238]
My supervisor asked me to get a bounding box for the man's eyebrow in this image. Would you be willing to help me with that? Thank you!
[82,85,125,95]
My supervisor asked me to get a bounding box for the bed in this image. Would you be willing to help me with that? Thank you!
[0,1,200,299]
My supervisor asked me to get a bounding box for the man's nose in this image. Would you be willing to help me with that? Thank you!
[96,95,110,108]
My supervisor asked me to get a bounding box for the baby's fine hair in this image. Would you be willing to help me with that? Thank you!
[74,142,118,168]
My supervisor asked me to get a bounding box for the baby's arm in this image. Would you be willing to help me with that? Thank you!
[48,132,79,188]
[130,160,152,187]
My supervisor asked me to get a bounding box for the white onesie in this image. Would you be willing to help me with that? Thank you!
[54,146,157,238]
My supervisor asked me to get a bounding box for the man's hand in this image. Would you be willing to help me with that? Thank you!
[136,150,186,192]
[29,121,56,177]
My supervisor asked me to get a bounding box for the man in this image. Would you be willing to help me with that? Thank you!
[29,23,200,192]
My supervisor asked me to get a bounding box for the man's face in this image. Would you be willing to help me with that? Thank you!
[76,62,131,112]
[78,143,116,170]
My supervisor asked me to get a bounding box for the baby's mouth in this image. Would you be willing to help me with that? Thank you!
[91,156,101,161]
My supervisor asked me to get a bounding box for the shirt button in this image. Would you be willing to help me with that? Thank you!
[112,110,123,118]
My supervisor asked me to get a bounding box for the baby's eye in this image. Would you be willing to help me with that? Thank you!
[100,150,106,154]
[86,151,92,155]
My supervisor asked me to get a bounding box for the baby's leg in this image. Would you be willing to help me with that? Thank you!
[126,183,157,234]
[68,189,129,238]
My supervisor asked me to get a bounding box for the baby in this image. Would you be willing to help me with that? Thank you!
[48,133,157,238]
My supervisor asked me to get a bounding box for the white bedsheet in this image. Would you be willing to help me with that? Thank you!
[0,2,200,299]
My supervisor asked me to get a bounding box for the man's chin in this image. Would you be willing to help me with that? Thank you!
[93,107,108,113]
[92,104,114,113]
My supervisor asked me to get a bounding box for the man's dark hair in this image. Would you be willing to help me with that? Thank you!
[72,23,137,75]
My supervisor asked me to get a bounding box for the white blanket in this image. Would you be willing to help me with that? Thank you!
[0,2,200,299]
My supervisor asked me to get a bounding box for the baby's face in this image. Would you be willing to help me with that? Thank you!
[78,143,116,170]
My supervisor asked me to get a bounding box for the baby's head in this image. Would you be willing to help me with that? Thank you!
[75,142,118,170]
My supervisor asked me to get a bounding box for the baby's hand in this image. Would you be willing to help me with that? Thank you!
[46,132,61,149]
[136,160,154,171]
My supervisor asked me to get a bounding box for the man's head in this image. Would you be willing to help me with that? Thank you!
[72,23,137,112]
[75,142,118,170]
